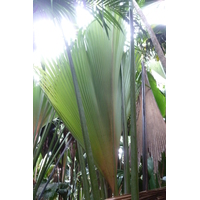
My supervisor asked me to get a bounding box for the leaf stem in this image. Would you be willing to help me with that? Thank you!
[130,1,139,199]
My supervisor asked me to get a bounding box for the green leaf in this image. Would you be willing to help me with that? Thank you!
[33,80,53,140]
[147,157,156,190]
[147,59,166,79]
[44,164,55,178]
[147,71,166,117]
[36,183,58,199]
[35,16,126,192]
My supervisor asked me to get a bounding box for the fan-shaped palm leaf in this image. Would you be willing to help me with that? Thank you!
[35,17,127,192]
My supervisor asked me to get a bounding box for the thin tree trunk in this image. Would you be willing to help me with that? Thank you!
[141,61,148,191]
[130,1,139,200]
[132,0,166,73]
[121,64,130,194]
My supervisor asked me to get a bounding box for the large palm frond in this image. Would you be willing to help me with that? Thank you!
[35,16,128,192]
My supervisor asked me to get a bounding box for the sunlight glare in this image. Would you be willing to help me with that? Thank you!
[76,5,93,29]
[34,19,65,60]
[142,1,166,25]
[33,2,166,64]
[33,6,93,64]
[118,148,123,160]
[61,18,77,44]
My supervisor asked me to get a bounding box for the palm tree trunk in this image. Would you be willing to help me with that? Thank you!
[132,0,166,73]
[130,1,139,200]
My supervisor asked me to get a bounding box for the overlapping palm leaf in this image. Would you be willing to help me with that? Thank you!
[35,17,127,191]
[33,79,54,143]
[33,0,130,40]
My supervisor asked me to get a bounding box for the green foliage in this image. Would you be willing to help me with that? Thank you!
[138,153,166,191]
[147,157,158,189]
[33,1,166,198]
[147,153,166,190]
[117,169,125,195]
[147,59,166,79]
[36,182,71,200]
[33,0,130,39]
[35,16,127,192]
[33,80,71,199]
[33,79,53,144]
[116,154,166,194]
[77,142,90,200]
[37,183,59,200]
[136,0,146,7]
[147,71,166,117]
[44,165,55,179]
[135,24,166,63]
[121,50,143,120]
[158,152,166,187]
